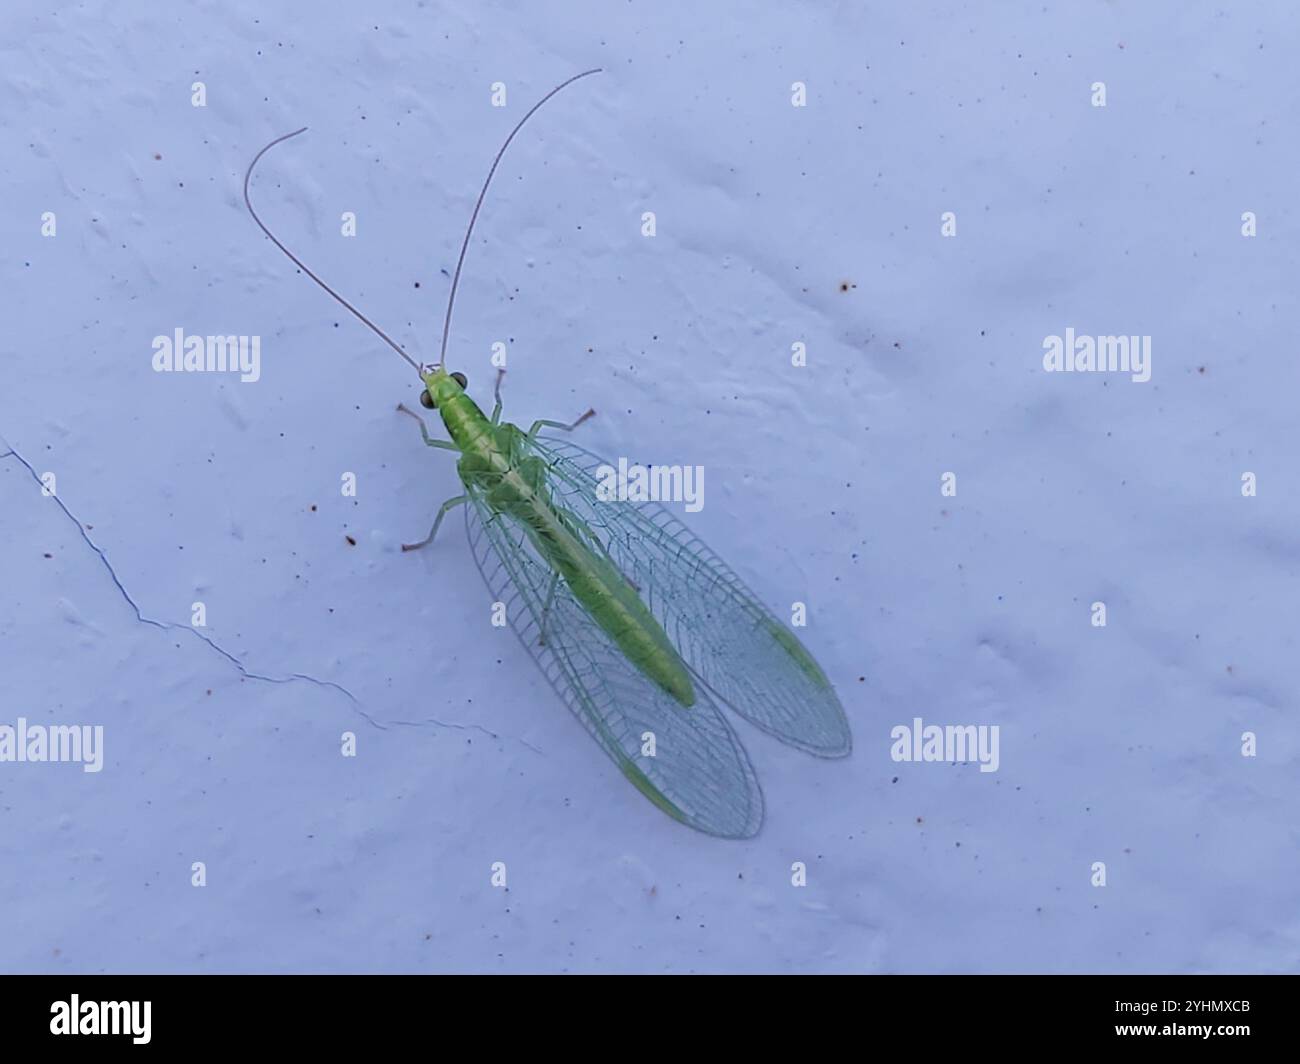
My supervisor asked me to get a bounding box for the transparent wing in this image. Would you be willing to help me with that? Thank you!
[525,436,852,757]
[463,488,764,839]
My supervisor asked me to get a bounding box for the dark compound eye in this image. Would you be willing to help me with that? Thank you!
[451,371,468,389]
[419,389,436,409]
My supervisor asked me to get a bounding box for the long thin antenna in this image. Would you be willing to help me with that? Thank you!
[243,127,423,375]
[436,67,603,369]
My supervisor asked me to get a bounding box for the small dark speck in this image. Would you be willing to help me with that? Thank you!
[153,153,162,161]
[43,552,53,558]
[345,535,357,546]
[310,504,317,512]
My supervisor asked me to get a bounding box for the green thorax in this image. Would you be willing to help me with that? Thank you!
[423,368,493,453]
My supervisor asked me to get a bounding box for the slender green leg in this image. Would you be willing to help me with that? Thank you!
[396,404,459,451]
[526,407,596,442]
[491,369,505,425]
[537,572,560,645]
[402,495,468,552]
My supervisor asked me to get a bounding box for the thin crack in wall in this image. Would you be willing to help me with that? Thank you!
[1,437,534,752]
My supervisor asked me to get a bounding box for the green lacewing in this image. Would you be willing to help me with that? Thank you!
[243,69,851,837]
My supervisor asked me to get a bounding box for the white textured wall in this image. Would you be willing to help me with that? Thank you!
[2,1,1297,972]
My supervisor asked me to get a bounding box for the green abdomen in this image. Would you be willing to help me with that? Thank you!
[517,501,696,708]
